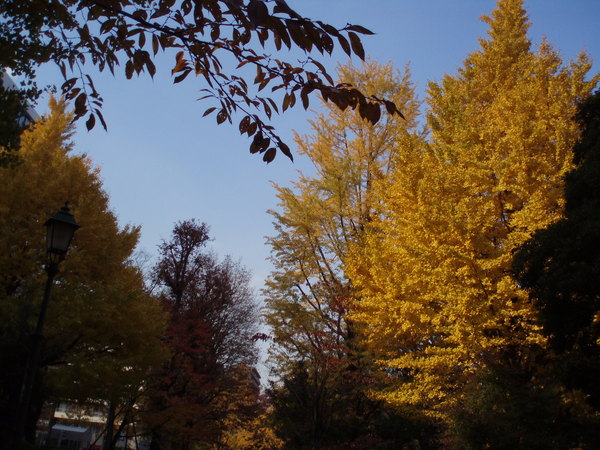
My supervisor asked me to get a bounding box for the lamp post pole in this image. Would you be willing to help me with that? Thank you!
[15,203,79,448]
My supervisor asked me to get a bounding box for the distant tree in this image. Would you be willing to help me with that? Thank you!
[216,367,284,449]
[144,219,259,448]
[0,0,402,162]
[0,97,167,447]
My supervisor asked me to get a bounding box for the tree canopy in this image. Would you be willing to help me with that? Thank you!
[345,0,597,418]
[263,60,435,448]
[0,97,167,447]
[0,0,402,161]
[144,219,260,448]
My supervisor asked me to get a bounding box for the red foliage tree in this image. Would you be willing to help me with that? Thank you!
[143,219,258,448]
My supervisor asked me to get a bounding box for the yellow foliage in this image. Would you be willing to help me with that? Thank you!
[0,97,167,404]
[264,59,422,368]
[346,0,598,417]
[218,411,284,450]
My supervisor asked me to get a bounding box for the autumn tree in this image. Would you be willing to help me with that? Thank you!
[0,0,402,161]
[346,0,598,424]
[216,367,284,450]
[263,60,431,447]
[144,219,259,449]
[0,97,167,447]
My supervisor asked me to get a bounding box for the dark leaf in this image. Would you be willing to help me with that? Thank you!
[61,77,78,92]
[247,0,269,27]
[203,107,217,117]
[74,93,87,116]
[278,141,293,161]
[247,121,258,136]
[216,109,228,124]
[152,34,159,55]
[239,115,251,134]
[174,69,191,83]
[300,86,310,109]
[345,24,375,35]
[287,21,307,50]
[273,0,299,18]
[367,102,381,124]
[337,35,351,56]
[282,93,291,111]
[146,58,156,78]
[263,147,276,163]
[250,132,264,153]
[125,60,134,79]
[100,18,116,35]
[348,32,365,60]
[95,109,107,130]
[86,113,95,131]
[317,21,340,37]
[211,25,220,41]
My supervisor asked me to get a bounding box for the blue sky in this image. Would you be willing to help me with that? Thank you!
[31,0,600,294]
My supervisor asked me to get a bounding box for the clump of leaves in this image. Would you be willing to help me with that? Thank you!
[0,0,403,162]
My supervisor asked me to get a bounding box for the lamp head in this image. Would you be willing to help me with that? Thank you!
[44,202,80,263]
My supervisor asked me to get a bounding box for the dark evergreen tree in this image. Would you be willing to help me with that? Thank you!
[512,91,600,448]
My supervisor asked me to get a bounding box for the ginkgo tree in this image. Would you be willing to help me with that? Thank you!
[346,0,598,420]
[263,60,430,447]
[0,0,402,160]
[0,98,167,447]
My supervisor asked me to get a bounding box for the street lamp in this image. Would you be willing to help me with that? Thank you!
[44,202,80,264]
[15,202,80,447]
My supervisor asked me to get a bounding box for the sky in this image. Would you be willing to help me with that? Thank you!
[30,1,600,297]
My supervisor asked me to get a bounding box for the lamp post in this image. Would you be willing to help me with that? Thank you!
[15,203,80,447]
